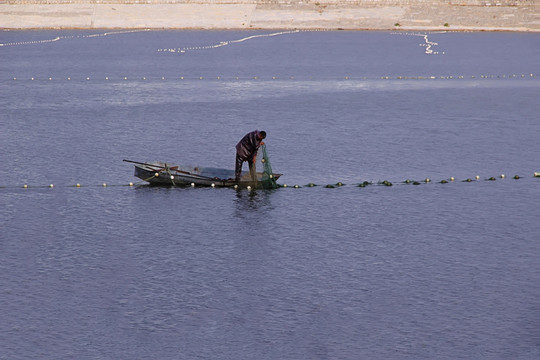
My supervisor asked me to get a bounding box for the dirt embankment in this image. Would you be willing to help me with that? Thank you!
[0,0,538,31]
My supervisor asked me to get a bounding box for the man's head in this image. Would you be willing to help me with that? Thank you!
[259,131,266,140]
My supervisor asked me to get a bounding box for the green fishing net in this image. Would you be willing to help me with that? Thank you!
[257,144,278,189]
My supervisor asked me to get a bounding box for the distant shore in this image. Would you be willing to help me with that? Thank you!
[1,0,538,32]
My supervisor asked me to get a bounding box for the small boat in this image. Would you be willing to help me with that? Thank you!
[124,159,282,189]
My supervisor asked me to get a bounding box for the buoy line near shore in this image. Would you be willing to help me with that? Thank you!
[0,29,152,47]
[157,29,302,54]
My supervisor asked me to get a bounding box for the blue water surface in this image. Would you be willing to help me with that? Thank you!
[1,30,539,359]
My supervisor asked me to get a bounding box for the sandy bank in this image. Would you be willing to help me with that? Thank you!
[0,1,538,32]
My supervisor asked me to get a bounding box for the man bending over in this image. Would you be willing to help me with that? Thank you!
[235,130,266,183]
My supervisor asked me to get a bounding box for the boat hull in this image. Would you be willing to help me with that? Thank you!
[130,161,281,189]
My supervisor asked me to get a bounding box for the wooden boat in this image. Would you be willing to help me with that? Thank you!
[124,159,282,189]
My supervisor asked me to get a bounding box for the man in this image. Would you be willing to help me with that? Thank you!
[235,130,266,182]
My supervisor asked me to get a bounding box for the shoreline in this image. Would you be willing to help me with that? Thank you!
[1,1,538,32]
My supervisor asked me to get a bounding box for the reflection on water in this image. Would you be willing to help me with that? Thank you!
[234,189,275,214]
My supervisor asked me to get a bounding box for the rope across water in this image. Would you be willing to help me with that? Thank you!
[3,172,539,190]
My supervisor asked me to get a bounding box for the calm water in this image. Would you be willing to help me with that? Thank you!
[1,30,539,359]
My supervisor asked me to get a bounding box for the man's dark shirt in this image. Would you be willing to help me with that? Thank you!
[236,130,263,160]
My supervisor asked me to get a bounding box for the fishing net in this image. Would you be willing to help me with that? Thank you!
[256,144,278,189]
